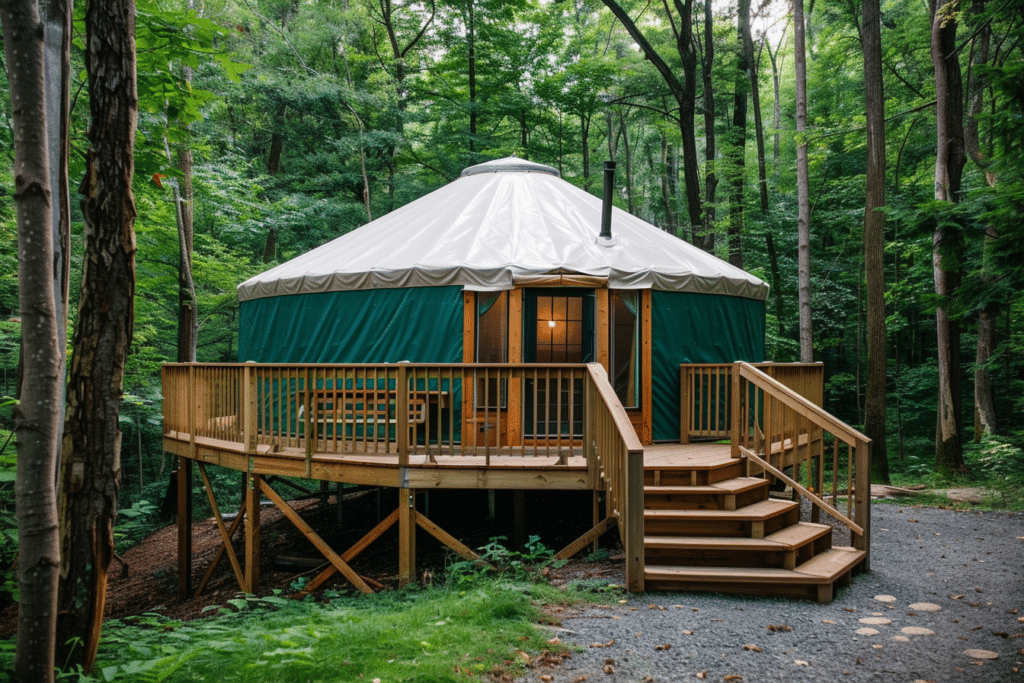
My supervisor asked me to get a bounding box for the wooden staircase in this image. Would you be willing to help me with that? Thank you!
[642,455,866,603]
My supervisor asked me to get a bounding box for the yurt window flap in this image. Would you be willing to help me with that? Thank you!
[610,290,640,409]
[650,291,766,442]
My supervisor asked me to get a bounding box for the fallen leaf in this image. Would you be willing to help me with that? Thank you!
[743,644,762,652]
[908,518,919,522]
[872,644,884,650]
[643,677,656,683]
[517,650,531,661]
[603,664,615,675]
[767,625,793,632]
[547,637,561,645]
[795,659,809,666]
[843,607,857,612]
[573,677,587,682]
[589,643,605,649]
[604,658,616,666]
[950,594,964,600]
[605,640,615,647]
[541,676,553,682]
[822,619,836,624]
[681,630,694,635]
[695,672,706,680]
[724,676,744,681]
[654,644,672,651]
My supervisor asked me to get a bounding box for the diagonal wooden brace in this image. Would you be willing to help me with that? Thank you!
[258,479,373,594]
[196,463,246,594]
[303,509,400,593]
[415,511,490,566]
[554,516,617,560]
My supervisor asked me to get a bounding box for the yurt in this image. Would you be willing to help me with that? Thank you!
[237,157,769,444]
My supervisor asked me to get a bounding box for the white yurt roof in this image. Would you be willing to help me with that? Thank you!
[237,157,769,302]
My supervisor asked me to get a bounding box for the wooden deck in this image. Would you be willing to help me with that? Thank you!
[163,361,870,602]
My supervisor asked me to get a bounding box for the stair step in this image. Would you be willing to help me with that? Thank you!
[645,564,820,585]
[644,535,783,552]
[793,547,866,580]
[643,477,768,496]
[644,498,797,522]
[645,522,831,553]
[765,522,832,549]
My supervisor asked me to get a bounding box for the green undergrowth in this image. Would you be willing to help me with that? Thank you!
[0,578,607,683]
[881,435,1024,512]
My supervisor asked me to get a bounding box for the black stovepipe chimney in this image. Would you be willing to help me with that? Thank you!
[600,161,616,240]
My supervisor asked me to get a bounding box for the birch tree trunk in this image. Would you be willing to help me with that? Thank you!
[930,0,968,475]
[795,0,814,362]
[3,2,62,679]
[57,0,139,670]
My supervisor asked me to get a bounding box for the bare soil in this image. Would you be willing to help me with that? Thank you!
[0,487,622,638]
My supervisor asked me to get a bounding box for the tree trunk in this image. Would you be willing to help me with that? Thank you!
[964,0,998,440]
[57,0,139,670]
[700,0,717,250]
[795,0,814,363]
[3,2,62,680]
[751,35,769,214]
[862,0,888,483]
[467,0,477,155]
[601,0,703,237]
[930,0,967,475]
[659,132,678,234]
[727,0,751,270]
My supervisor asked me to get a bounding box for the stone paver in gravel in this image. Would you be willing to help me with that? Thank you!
[908,602,942,611]
[858,617,892,625]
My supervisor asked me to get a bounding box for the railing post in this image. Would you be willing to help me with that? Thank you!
[624,449,645,592]
[679,366,691,444]
[397,364,409,467]
[304,367,314,470]
[731,363,742,459]
[854,438,871,571]
[243,362,257,455]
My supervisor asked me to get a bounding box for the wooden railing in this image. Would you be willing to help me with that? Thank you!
[730,361,871,568]
[679,362,823,443]
[162,361,646,588]
[584,364,645,591]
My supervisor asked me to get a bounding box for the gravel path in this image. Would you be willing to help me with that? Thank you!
[540,504,1024,683]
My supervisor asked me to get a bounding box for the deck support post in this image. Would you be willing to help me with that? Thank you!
[513,490,526,550]
[176,458,192,601]
[623,449,645,592]
[398,487,416,586]
[244,472,261,593]
[854,439,871,571]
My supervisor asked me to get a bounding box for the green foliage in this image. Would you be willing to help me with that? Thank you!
[446,536,567,589]
[3,584,576,682]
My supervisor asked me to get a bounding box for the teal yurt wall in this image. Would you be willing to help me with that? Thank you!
[238,286,464,364]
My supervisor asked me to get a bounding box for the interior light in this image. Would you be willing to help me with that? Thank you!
[548,320,557,328]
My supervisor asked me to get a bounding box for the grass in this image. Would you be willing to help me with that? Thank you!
[0,578,606,683]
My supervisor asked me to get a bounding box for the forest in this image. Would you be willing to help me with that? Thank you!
[1,0,1023,678]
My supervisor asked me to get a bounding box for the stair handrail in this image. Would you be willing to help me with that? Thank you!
[584,363,645,592]
[732,361,871,569]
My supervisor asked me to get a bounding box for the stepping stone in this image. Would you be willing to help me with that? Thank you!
[964,649,998,660]
[874,595,897,603]
[856,628,880,635]
[901,626,935,635]
[859,617,892,625]
[893,636,910,642]
[908,602,941,612]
